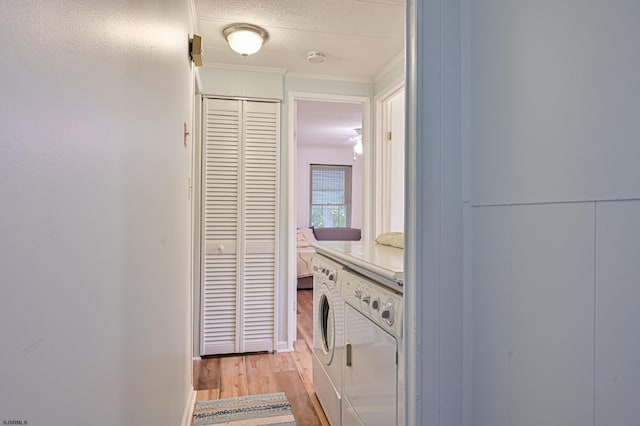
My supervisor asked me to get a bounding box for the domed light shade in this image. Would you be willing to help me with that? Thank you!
[223,23,269,57]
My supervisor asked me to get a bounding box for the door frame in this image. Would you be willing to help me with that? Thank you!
[185,0,465,420]
[285,91,371,351]
[191,76,202,360]
[374,80,405,237]
[405,0,464,423]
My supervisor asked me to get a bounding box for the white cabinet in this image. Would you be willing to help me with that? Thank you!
[200,97,279,355]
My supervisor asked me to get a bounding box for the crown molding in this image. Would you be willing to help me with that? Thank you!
[200,65,376,84]
[285,71,373,84]
[204,62,288,75]
[188,0,199,34]
[373,50,405,82]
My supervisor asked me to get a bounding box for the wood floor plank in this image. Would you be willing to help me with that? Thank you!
[275,369,323,426]
[269,350,298,373]
[296,289,314,344]
[293,339,330,425]
[195,388,219,402]
[292,340,314,390]
[194,357,220,391]
[219,356,249,398]
[245,353,278,395]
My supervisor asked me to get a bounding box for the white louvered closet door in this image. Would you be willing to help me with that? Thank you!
[241,101,279,353]
[202,98,241,355]
[201,98,279,356]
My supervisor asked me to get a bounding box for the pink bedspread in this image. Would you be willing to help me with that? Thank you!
[296,228,317,278]
[297,247,315,278]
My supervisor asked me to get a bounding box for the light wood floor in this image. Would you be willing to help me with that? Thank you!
[193,289,329,425]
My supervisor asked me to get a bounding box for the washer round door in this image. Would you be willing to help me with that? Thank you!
[314,284,336,365]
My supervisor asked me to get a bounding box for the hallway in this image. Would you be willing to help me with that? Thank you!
[193,290,328,425]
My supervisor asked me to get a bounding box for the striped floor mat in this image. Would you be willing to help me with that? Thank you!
[193,392,296,425]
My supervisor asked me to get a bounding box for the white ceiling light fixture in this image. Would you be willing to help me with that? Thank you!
[223,23,269,57]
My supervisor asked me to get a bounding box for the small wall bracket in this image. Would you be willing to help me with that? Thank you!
[189,34,203,66]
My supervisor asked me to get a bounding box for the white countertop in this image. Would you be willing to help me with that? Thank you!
[311,240,404,289]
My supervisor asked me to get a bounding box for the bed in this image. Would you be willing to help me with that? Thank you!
[296,227,362,290]
[296,228,317,289]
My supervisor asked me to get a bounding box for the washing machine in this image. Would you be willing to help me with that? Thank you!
[312,253,345,425]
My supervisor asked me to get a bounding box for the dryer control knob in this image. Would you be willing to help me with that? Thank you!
[381,304,395,325]
[362,295,370,305]
[372,299,380,310]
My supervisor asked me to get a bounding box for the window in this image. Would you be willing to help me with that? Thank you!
[309,164,352,228]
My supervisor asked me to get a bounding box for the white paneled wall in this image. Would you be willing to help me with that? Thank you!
[472,204,595,426]
[595,201,640,424]
[470,199,640,426]
[198,67,284,100]
[466,1,640,425]
[470,0,640,205]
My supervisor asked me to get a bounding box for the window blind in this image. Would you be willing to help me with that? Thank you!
[309,164,352,228]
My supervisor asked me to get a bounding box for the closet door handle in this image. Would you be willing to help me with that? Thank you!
[346,341,352,367]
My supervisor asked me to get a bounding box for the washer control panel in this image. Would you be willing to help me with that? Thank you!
[341,269,403,337]
[312,254,343,284]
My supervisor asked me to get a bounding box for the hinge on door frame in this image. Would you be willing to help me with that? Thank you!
[387,131,392,141]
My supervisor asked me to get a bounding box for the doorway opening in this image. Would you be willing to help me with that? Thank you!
[295,100,364,231]
[286,92,371,350]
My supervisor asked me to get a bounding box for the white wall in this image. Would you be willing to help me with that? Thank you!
[466,1,640,425]
[374,52,404,97]
[0,1,195,425]
[198,67,284,100]
[296,145,364,229]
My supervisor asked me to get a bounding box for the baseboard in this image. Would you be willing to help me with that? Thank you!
[192,356,202,361]
[277,340,293,352]
[180,386,197,426]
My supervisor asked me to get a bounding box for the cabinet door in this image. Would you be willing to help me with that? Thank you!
[201,98,241,355]
[240,100,279,352]
[343,304,398,425]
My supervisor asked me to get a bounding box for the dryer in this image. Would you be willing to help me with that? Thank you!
[312,254,345,426]
[340,269,403,426]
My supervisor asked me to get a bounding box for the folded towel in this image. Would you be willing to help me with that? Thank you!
[375,232,404,249]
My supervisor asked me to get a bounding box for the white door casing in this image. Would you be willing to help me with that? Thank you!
[286,92,371,351]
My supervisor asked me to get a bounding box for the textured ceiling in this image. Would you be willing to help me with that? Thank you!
[296,100,363,147]
[194,0,405,80]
